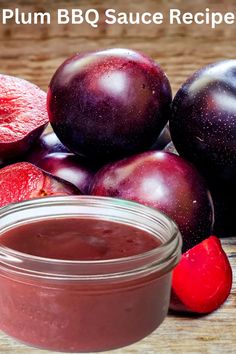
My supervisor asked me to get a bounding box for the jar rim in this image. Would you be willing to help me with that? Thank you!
[0,196,182,280]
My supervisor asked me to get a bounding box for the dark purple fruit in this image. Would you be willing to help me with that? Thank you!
[211,187,235,236]
[32,152,96,194]
[27,131,69,164]
[48,48,172,162]
[90,151,214,252]
[170,60,236,187]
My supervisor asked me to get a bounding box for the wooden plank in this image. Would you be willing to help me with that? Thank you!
[0,0,236,93]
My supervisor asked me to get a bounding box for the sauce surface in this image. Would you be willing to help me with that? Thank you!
[0,218,160,260]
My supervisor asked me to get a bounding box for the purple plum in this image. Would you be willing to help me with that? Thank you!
[211,186,235,236]
[47,48,172,162]
[90,151,214,252]
[170,60,236,188]
[170,60,236,236]
[33,152,96,194]
[27,131,69,164]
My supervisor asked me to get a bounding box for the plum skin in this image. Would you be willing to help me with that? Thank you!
[34,152,96,194]
[26,131,69,164]
[170,60,236,187]
[48,48,172,162]
[0,125,46,166]
[170,60,236,235]
[90,151,214,252]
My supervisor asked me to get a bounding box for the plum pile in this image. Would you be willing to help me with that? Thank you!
[0,49,234,314]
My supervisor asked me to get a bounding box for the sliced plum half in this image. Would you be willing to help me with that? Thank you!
[0,162,80,208]
[0,74,49,164]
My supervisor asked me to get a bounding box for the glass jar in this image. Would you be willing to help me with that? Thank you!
[0,196,182,352]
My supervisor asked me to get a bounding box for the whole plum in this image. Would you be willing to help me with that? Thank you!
[170,60,236,188]
[90,151,214,252]
[48,48,172,162]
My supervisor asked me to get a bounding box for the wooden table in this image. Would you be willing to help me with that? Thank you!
[0,0,235,352]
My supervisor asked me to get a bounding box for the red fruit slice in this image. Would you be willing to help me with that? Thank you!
[0,74,49,164]
[0,162,80,207]
[170,236,232,314]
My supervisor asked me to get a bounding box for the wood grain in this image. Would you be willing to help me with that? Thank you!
[0,0,235,352]
[0,0,236,93]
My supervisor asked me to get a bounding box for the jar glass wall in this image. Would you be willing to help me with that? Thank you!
[0,196,182,352]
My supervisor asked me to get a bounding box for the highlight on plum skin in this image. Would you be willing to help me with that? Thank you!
[26,131,69,164]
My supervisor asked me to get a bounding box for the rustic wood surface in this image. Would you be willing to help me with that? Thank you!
[0,0,236,353]
[1,0,236,94]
